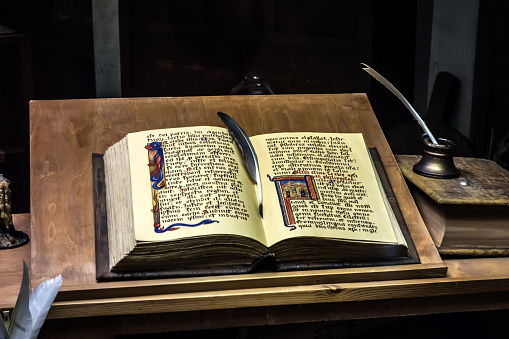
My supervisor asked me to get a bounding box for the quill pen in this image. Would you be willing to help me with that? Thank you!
[2,261,62,339]
[217,112,263,218]
[361,63,438,145]
[8,261,31,339]
[27,274,62,339]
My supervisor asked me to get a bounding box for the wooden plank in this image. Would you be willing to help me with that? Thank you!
[36,258,509,336]
[54,256,508,304]
[46,258,509,319]
[29,94,445,305]
[39,291,509,338]
[55,263,446,302]
[0,213,31,309]
[397,155,509,205]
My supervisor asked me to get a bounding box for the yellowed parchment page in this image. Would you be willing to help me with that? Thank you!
[127,126,266,245]
[250,132,400,247]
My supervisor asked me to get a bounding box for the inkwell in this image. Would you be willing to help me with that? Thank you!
[362,64,460,179]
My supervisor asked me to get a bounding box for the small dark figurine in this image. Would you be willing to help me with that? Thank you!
[0,174,29,249]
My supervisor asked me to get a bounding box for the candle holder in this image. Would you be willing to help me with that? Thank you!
[413,136,460,179]
[0,174,29,249]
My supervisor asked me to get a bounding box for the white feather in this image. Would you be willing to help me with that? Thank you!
[27,275,62,339]
[8,261,32,339]
[361,63,438,145]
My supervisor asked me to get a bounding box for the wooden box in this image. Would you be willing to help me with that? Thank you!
[397,155,509,256]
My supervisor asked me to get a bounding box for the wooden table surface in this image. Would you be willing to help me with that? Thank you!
[0,214,30,309]
[11,93,509,337]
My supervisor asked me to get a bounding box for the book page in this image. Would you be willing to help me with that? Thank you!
[126,126,266,245]
[250,132,400,247]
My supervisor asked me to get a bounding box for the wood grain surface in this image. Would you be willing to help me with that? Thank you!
[29,94,442,285]
[28,94,446,318]
[38,289,509,339]
[41,256,509,321]
[396,155,509,205]
[397,154,509,253]
[0,214,30,309]
[12,93,509,336]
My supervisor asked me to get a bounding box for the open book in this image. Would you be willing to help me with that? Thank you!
[103,125,408,273]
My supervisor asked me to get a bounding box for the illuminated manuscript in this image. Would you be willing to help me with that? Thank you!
[103,126,407,272]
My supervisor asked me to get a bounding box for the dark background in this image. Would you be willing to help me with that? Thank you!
[2,0,508,213]
[0,1,507,211]
[0,0,422,214]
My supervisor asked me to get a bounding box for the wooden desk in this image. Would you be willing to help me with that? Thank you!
[21,94,509,337]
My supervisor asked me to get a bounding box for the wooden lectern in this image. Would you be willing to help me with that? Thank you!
[27,93,444,303]
[15,93,509,338]
[0,93,506,339]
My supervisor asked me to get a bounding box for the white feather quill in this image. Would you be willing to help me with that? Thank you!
[8,261,31,339]
[27,274,62,339]
[361,63,438,145]
[4,261,62,339]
